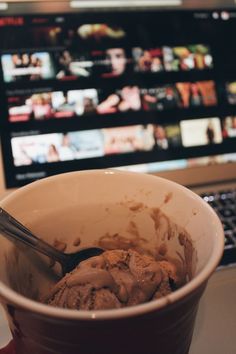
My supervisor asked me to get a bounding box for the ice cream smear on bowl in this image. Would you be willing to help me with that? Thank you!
[41,201,195,311]
[45,249,185,310]
[3,198,196,311]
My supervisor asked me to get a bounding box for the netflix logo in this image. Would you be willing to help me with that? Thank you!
[0,17,24,27]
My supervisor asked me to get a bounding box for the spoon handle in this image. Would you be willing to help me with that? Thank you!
[0,207,68,266]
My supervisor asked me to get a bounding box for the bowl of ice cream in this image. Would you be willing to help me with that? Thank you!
[0,169,224,354]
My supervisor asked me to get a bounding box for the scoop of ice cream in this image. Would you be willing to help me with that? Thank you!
[45,249,181,310]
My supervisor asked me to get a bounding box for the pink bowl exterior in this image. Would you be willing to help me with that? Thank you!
[1,283,206,354]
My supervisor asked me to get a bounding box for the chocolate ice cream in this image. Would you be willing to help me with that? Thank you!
[45,249,183,310]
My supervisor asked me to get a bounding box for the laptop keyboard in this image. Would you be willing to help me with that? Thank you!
[201,189,236,267]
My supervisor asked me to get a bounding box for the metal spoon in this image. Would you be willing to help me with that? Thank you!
[0,207,104,276]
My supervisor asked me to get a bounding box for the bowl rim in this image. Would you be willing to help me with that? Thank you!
[0,169,225,320]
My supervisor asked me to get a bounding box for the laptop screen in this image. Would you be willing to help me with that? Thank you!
[0,3,236,188]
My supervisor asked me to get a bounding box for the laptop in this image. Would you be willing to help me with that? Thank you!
[0,1,235,353]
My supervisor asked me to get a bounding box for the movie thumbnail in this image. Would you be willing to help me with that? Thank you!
[1,52,55,83]
[226,82,236,105]
[176,81,217,108]
[97,86,141,114]
[141,86,181,111]
[102,124,155,154]
[51,89,98,117]
[93,48,129,78]
[180,117,222,147]
[54,50,94,79]
[222,116,236,138]
[132,47,164,73]
[8,92,53,121]
[11,130,104,166]
[55,47,131,79]
[77,24,126,41]
[152,123,181,150]
[163,44,213,71]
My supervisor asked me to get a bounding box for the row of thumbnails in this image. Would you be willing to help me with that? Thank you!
[7,80,219,122]
[1,44,213,83]
[7,81,236,122]
[11,115,236,167]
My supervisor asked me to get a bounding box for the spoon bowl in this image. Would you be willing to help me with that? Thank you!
[0,207,104,276]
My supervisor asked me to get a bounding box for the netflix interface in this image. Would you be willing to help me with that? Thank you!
[0,9,235,188]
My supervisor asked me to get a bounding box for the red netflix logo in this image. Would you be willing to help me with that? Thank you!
[0,17,24,26]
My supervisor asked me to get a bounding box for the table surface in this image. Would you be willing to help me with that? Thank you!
[1,266,236,354]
